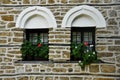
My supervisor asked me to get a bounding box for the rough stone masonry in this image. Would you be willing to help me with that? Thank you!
[0,0,120,80]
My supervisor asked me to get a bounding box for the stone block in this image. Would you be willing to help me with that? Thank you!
[91,0,101,3]
[4,57,12,62]
[96,30,113,35]
[0,11,7,14]
[69,0,80,3]
[0,25,5,29]
[48,0,55,3]
[93,78,114,80]
[100,57,115,63]
[30,76,35,80]
[0,31,12,36]
[104,0,112,3]
[116,78,120,80]
[0,70,4,74]
[96,46,107,51]
[116,55,120,63]
[108,46,120,51]
[117,69,120,74]
[23,0,30,4]
[0,39,7,44]
[97,52,113,57]
[8,50,21,54]
[1,15,14,21]
[89,64,99,73]
[114,0,120,3]
[70,77,83,80]
[107,26,118,30]
[25,68,32,72]
[115,40,120,45]
[49,39,64,43]
[52,68,66,72]
[4,78,16,80]
[18,76,28,80]
[35,76,43,80]
[84,77,93,80]
[108,10,117,17]
[31,0,38,4]
[45,77,53,80]
[7,22,15,28]
[55,35,70,38]
[101,65,116,73]
[5,69,15,73]
[61,0,67,3]
[1,66,15,69]
[54,77,59,80]
[16,66,25,73]
[14,32,23,37]
[116,64,120,67]
[41,0,46,4]
[9,10,21,14]
[60,77,69,80]
[1,0,12,4]
[13,38,23,42]
[108,18,117,25]
[11,28,23,31]
[0,48,6,53]
[33,68,39,72]
[68,68,73,72]
[0,58,2,62]
[62,51,70,58]
[62,63,72,67]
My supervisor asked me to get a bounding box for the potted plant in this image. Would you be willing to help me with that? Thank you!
[20,41,35,60]
[20,39,48,61]
[71,42,98,70]
[34,43,48,60]
[71,42,85,61]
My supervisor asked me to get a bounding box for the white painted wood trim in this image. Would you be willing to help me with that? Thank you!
[16,6,57,29]
[62,5,106,28]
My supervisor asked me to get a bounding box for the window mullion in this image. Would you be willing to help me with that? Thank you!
[81,32,83,43]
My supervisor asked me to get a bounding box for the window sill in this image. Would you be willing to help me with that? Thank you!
[15,60,114,64]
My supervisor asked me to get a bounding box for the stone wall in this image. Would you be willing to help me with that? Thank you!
[0,0,120,80]
[0,0,120,4]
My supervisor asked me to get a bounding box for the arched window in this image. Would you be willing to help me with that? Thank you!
[16,6,57,61]
[62,5,106,61]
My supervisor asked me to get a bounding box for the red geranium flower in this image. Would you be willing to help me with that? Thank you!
[38,43,42,47]
[84,42,88,46]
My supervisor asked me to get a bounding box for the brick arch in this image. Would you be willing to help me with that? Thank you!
[62,5,106,28]
[16,6,57,29]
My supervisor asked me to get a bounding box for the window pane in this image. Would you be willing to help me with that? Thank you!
[72,32,76,36]
[39,33,48,43]
[77,32,81,35]
[83,32,93,44]
[40,33,43,43]
[89,32,92,42]
[44,33,48,37]
[77,36,81,42]
[72,32,81,43]
[29,33,37,44]
[44,37,48,43]
[72,36,76,42]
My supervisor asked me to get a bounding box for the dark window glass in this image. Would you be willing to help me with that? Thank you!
[26,29,48,44]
